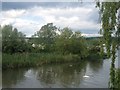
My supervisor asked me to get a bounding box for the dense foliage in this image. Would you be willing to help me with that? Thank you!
[2,25,30,54]
[2,23,104,69]
[29,23,89,58]
[96,1,120,89]
[55,27,88,57]
[33,23,58,52]
[1,1,120,89]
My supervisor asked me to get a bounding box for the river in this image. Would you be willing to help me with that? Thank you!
[2,50,119,88]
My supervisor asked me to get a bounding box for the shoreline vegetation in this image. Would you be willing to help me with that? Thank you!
[2,23,108,70]
[2,52,107,69]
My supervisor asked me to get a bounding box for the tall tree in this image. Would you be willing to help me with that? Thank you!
[34,23,58,52]
[0,25,2,52]
[55,27,88,57]
[96,1,120,89]
[2,25,27,54]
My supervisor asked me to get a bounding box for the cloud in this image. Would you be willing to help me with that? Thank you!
[30,6,92,17]
[2,9,26,18]
[1,2,100,37]
[13,18,44,37]
[28,6,100,29]
[0,17,43,37]
[2,2,94,10]
[81,33,102,37]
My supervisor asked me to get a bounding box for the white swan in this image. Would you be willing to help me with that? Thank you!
[24,70,32,78]
[83,75,90,78]
[69,65,72,67]
[24,74,31,78]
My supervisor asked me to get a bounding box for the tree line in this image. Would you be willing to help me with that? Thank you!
[2,23,93,59]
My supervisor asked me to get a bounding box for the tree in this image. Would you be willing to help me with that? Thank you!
[55,27,88,58]
[96,1,120,89]
[0,25,1,69]
[34,23,58,52]
[2,25,27,54]
[55,27,73,54]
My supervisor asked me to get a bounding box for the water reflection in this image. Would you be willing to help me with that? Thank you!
[88,60,103,72]
[2,59,109,88]
[36,61,87,87]
[2,68,29,88]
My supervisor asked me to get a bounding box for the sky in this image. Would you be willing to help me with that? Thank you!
[1,2,102,37]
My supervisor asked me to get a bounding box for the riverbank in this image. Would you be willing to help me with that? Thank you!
[2,59,110,88]
[2,53,107,69]
[2,53,80,69]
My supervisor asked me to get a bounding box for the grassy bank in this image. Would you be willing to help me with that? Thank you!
[2,52,107,69]
[86,53,108,60]
[2,53,81,69]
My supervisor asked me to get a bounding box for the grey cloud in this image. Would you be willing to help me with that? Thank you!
[1,2,100,37]
[2,2,94,10]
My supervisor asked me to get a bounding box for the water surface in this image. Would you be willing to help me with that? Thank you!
[2,49,119,88]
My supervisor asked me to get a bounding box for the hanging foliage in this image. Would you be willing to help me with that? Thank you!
[96,1,120,89]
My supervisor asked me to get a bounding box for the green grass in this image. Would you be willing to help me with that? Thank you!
[2,52,107,69]
[86,53,108,60]
[2,53,81,69]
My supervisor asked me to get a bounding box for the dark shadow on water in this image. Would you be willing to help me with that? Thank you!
[2,59,107,88]
[2,68,29,88]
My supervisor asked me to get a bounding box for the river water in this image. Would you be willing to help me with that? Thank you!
[2,50,119,88]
